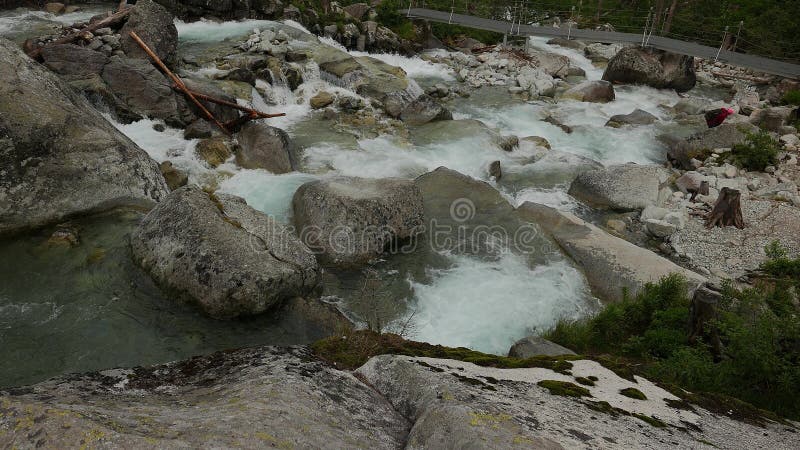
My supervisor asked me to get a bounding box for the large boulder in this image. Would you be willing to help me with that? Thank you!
[527,51,571,78]
[40,44,109,80]
[605,109,657,127]
[0,38,167,236]
[516,66,556,97]
[584,42,624,61]
[562,80,615,103]
[101,55,188,125]
[131,186,320,319]
[508,336,576,358]
[568,164,670,210]
[120,0,179,67]
[399,94,453,125]
[292,177,424,267]
[603,47,696,92]
[517,202,706,302]
[667,122,758,169]
[235,122,296,173]
[750,106,793,131]
[0,346,409,448]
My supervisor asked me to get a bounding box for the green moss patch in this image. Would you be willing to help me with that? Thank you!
[312,330,579,372]
[574,377,596,386]
[632,413,667,428]
[537,380,592,398]
[620,387,647,400]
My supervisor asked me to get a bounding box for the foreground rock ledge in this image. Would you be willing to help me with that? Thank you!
[131,186,320,319]
[0,37,168,236]
[2,345,797,449]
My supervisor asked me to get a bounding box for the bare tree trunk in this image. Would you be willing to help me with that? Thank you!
[705,187,745,229]
[652,0,664,31]
[689,285,723,361]
[595,0,602,22]
[663,0,679,34]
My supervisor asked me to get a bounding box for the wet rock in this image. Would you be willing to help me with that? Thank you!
[495,134,519,152]
[668,122,758,169]
[310,91,335,109]
[569,164,670,211]
[223,67,256,86]
[521,136,551,149]
[399,94,453,125]
[158,161,188,191]
[0,38,167,236]
[131,186,320,319]
[543,115,573,133]
[750,106,793,132]
[562,80,615,103]
[518,202,706,302]
[292,177,424,267]
[183,119,218,139]
[43,2,65,14]
[235,123,296,174]
[182,78,241,123]
[528,51,571,78]
[509,336,576,358]
[338,95,364,111]
[605,109,657,127]
[40,44,108,80]
[195,137,233,168]
[120,0,179,67]
[101,55,187,125]
[489,160,502,180]
[603,47,696,92]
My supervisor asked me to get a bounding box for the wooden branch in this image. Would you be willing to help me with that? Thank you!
[128,31,229,135]
[170,85,286,119]
[27,8,131,60]
[705,187,745,229]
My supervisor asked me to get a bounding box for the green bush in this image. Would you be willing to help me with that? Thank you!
[545,244,800,420]
[731,129,780,171]
[782,90,800,106]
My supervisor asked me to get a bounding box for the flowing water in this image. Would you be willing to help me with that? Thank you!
[0,12,727,385]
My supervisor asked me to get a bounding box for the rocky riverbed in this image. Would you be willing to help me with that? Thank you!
[1,1,800,447]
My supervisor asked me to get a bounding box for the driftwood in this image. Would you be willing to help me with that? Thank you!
[705,187,745,229]
[26,8,131,60]
[128,31,229,135]
[170,86,286,120]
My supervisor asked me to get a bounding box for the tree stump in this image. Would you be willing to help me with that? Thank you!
[705,187,744,229]
[689,285,723,361]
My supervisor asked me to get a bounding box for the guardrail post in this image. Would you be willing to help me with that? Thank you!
[715,26,729,62]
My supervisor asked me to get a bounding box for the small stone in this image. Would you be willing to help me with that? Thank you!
[152,123,165,132]
[606,219,626,233]
[765,166,776,174]
[310,91,335,109]
[47,223,79,246]
[489,160,502,180]
[159,161,188,191]
[195,138,232,168]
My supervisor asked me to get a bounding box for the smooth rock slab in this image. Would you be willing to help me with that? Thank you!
[131,186,320,319]
[517,202,706,302]
[0,346,409,449]
[292,176,424,267]
[508,336,577,358]
[562,80,615,103]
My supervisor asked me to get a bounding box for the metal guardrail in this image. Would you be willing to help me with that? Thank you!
[404,8,800,79]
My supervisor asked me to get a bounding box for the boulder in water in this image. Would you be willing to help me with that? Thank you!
[0,38,167,236]
[568,164,671,211]
[120,0,179,67]
[605,109,658,127]
[40,44,108,80]
[292,177,424,267]
[562,80,615,103]
[159,161,188,191]
[131,186,320,319]
[584,42,624,61]
[235,122,296,173]
[603,47,696,93]
[310,91,335,109]
[399,94,453,125]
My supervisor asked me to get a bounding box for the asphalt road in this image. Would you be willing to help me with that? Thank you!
[404,8,800,79]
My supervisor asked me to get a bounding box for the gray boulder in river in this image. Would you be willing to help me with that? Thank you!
[568,164,671,211]
[0,38,168,236]
[508,336,577,358]
[292,177,424,267]
[562,80,615,103]
[131,186,320,319]
[517,202,706,302]
[235,122,297,173]
[120,0,179,67]
[667,122,758,169]
[603,47,696,93]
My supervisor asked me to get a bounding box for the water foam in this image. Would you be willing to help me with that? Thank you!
[176,18,278,42]
[403,253,596,355]
[350,51,456,80]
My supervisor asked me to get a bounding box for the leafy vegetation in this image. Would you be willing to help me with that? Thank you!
[620,387,648,400]
[782,90,800,106]
[545,243,800,421]
[730,130,780,171]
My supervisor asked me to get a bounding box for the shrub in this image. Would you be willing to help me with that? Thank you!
[731,129,779,171]
[782,90,800,106]
[545,245,800,420]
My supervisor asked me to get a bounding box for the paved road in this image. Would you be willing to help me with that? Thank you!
[404,8,800,79]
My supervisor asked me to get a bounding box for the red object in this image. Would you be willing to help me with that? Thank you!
[705,107,735,128]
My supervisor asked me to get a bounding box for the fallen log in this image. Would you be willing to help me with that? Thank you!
[128,31,229,135]
[26,8,131,60]
[705,187,745,229]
